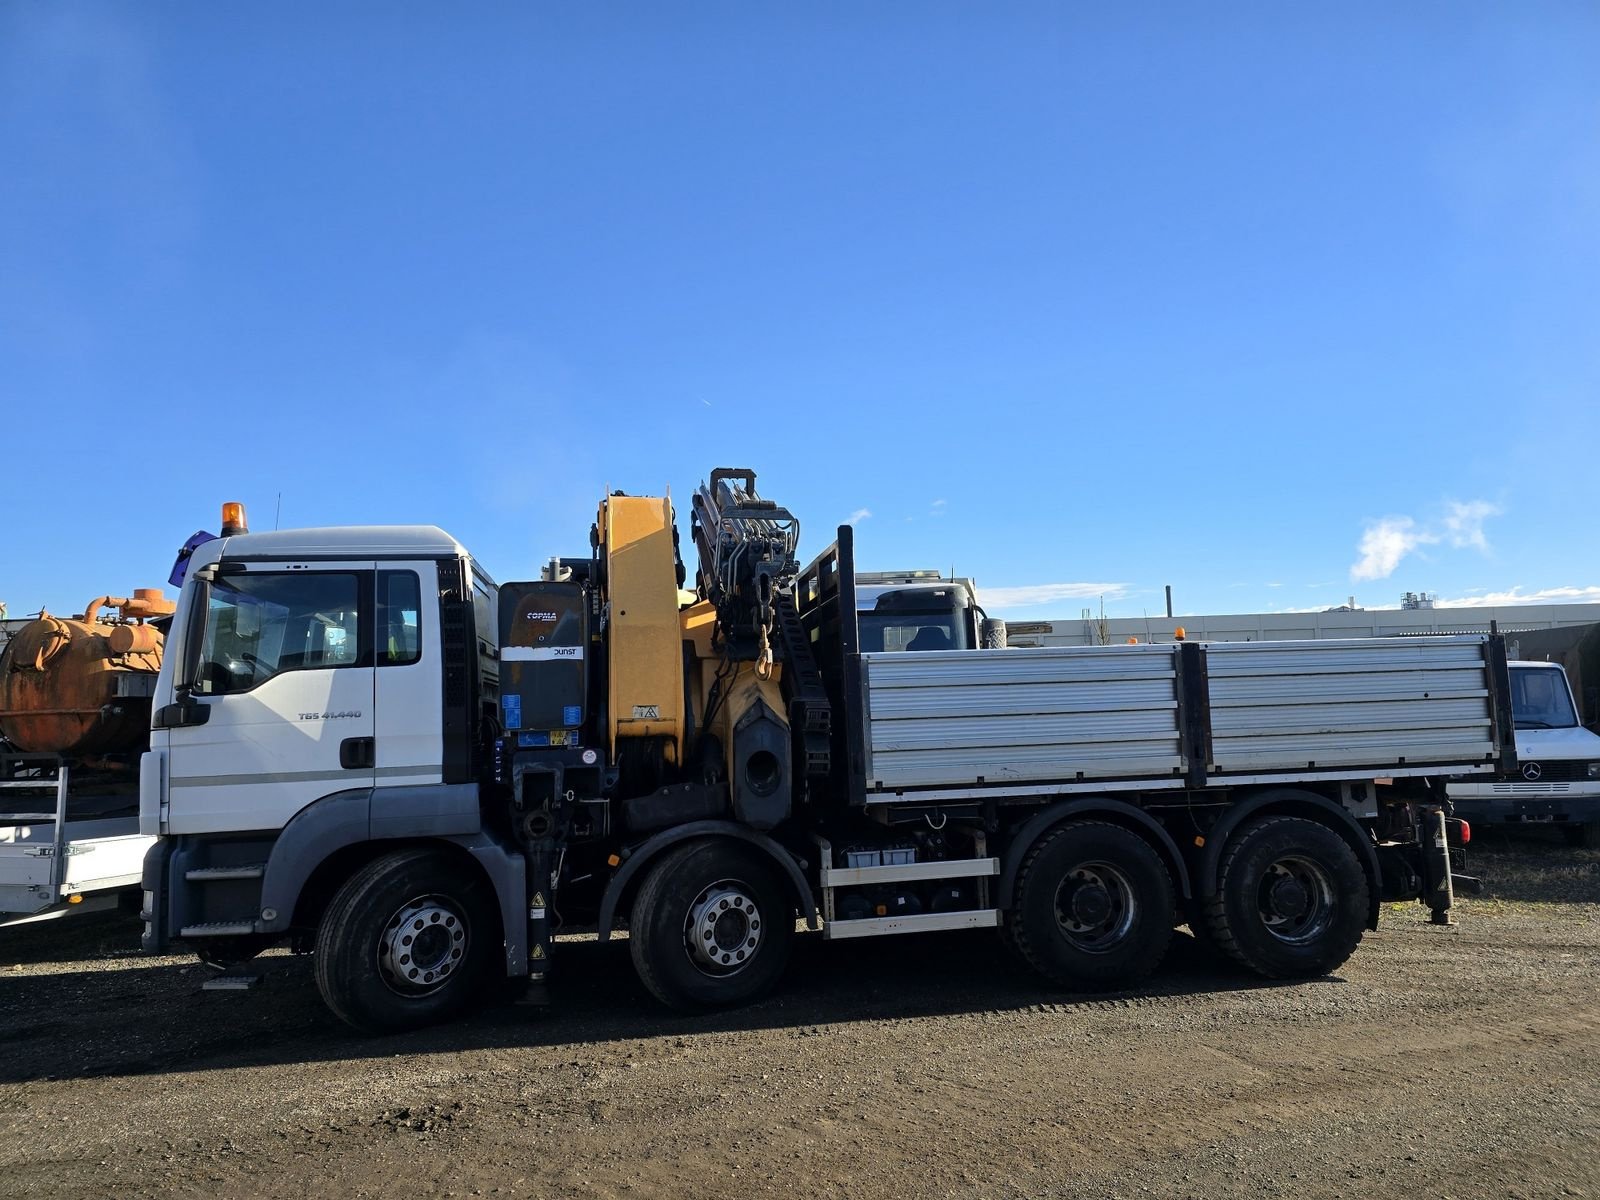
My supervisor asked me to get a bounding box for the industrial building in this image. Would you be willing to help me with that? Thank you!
[1003,598,1600,648]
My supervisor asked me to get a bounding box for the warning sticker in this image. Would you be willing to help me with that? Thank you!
[631,704,661,719]
[517,730,574,747]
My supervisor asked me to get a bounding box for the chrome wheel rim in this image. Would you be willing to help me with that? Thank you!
[1255,855,1335,945]
[1053,861,1137,953]
[378,895,469,996]
[685,879,764,976]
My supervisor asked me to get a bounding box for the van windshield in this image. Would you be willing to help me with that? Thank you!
[858,612,969,653]
[1510,667,1578,729]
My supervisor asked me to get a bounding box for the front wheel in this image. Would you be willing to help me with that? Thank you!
[628,840,794,1011]
[1007,821,1174,990]
[1203,815,1369,979]
[314,849,498,1034]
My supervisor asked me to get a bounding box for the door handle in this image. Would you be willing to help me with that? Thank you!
[340,737,375,770]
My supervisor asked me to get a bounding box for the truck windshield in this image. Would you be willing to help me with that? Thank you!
[858,613,970,653]
[1510,667,1578,729]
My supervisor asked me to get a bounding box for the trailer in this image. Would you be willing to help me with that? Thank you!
[138,474,1507,1032]
[0,593,173,925]
[1,754,148,924]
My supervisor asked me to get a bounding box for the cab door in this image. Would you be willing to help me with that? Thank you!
[163,562,376,835]
[371,563,444,789]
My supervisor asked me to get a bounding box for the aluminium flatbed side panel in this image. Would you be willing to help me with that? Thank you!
[1204,637,1497,774]
[859,636,1500,798]
[861,644,1186,790]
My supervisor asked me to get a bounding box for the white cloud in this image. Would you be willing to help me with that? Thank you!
[1436,585,1600,608]
[929,499,947,518]
[845,508,872,525]
[1442,500,1500,550]
[1351,517,1438,582]
[1349,498,1501,582]
[978,582,1131,610]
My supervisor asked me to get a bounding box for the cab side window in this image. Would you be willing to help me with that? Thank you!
[197,572,366,694]
[378,570,422,667]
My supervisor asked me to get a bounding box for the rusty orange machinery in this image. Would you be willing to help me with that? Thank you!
[0,589,176,756]
[596,494,792,829]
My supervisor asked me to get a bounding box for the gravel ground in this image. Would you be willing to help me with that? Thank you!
[1,828,1596,1199]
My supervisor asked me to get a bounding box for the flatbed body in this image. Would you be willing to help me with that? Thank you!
[856,637,1505,802]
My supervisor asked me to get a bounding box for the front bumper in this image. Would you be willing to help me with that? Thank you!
[1450,795,1599,827]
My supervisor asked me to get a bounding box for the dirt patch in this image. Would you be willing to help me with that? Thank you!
[1,828,1597,1199]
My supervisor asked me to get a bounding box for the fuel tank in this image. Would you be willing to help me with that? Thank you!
[0,589,176,756]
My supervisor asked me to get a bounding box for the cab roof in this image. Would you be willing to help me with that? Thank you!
[213,525,469,560]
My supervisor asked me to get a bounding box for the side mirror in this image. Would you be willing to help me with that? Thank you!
[153,698,211,730]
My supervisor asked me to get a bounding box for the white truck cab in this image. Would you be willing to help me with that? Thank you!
[142,525,495,838]
[1448,661,1600,846]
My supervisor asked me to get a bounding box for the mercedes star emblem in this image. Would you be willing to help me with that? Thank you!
[1521,762,1543,781]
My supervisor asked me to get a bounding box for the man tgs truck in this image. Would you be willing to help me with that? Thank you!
[139,472,1502,1032]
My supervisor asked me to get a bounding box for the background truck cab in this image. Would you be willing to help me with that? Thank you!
[1449,661,1600,846]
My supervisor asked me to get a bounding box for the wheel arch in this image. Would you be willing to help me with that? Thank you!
[257,788,527,975]
[996,796,1192,909]
[291,838,500,937]
[596,820,816,943]
[1196,787,1382,930]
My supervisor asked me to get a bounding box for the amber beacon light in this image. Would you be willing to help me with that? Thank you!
[221,502,249,537]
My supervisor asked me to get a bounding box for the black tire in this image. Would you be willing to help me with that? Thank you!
[1563,822,1600,849]
[313,849,498,1034]
[1203,815,1369,979]
[997,910,1021,958]
[1008,821,1174,990]
[628,840,793,1012]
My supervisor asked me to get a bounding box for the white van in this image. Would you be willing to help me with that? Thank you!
[1449,662,1600,847]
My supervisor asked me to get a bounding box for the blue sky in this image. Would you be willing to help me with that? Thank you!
[3,3,1598,622]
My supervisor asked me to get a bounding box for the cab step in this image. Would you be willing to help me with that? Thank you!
[201,973,262,992]
[180,921,257,937]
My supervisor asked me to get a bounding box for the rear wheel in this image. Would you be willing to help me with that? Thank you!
[629,840,794,1011]
[1203,816,1369,978]
[314,849,497,1034]
[1008,821,1174,990]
